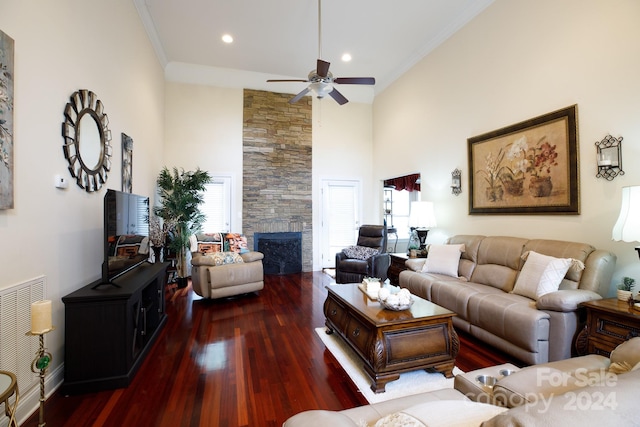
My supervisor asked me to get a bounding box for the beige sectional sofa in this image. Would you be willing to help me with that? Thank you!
[400,235,616,365]
[283,338,640,426]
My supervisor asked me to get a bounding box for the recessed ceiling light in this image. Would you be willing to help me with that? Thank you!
[341,53,352,62]
[222,34,233,44]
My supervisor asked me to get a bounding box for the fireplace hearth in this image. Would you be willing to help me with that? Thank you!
[254,232,302,275]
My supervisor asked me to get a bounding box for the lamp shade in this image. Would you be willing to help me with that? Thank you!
[612,186,640,242]
[408,201,437,229]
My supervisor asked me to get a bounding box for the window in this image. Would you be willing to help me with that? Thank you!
[200,177,232,232]
[383,174,421,239]
[385,188,419,239]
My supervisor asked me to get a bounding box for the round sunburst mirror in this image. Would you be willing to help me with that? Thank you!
[61,89,112,192]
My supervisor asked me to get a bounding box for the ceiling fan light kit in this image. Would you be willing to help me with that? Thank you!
[266,0,375,105]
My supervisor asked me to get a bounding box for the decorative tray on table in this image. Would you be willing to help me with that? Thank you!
[358,277,382,300]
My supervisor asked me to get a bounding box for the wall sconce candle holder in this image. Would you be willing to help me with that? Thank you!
[595,134,624,181]
[451,168,462,196]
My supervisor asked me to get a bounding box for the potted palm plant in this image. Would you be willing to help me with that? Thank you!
[154,167,212,288]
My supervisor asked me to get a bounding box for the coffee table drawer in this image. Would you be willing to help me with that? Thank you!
[346,315,373,356]
[324,296,348,333]
[385,324,451,365]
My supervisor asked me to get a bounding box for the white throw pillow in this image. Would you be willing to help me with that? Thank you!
[512,250,573,300]
[372,400,507,427]
[420,244,465,277]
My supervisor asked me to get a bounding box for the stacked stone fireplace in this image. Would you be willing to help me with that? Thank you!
[242,89,313,272]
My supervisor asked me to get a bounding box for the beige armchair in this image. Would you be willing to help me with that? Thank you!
[191,251,264,299]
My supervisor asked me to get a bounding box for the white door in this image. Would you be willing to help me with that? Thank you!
[321,180,361,268]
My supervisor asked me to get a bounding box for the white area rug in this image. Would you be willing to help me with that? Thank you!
[315,327,463,404]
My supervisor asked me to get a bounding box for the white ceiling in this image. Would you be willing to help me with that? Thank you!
[134,0,494,100]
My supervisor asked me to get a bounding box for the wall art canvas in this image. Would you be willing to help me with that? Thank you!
[0,29,14,209]
[468,105,579,215]
[122,133,133,193]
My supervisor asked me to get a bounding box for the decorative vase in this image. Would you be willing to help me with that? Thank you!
[153,246,163,263]
[529,176,553,197]
[485,185,504,202]
[617,289,633,302]
[176,277,189,289]
[408,229,420,256]
[501,176,524,196]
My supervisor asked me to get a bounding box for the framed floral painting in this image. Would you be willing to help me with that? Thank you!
[468,105,579,215]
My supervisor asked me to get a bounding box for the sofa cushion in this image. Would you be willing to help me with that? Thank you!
[343,245,380,260]
[467,292,549,352]
[401,271,448,301]
[420,244,465,277]
[512,251,573,300]
[470,236,526,292]
[429,281,503,321]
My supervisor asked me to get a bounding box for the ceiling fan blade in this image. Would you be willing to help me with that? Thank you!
[334,77,376,85]
[267,79,309,83]
[328,87,348,105]
[289,87,311,104]
[316,59,330,78]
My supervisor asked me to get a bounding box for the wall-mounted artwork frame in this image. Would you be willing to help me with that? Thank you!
[0,29,14,209]
[468,105,579,215]
[122,133,133,193]
[62,89,112,192]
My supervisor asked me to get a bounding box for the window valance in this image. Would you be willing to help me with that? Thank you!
[383,173,421,192]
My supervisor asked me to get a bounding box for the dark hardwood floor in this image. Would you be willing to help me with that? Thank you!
[24,271,521,427]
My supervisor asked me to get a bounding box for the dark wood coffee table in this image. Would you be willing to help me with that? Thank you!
[323,283,459,393]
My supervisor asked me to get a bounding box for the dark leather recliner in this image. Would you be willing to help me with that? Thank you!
[335,225,390,284]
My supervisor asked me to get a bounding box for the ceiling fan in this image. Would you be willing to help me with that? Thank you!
[267,0,375,105]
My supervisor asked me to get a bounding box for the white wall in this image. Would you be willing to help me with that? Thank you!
[0,0,165,412]
[164,83,374,270]
[163,82,244,228]
[373,0,640,295]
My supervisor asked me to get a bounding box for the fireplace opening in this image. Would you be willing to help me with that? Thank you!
[254,232,302,275]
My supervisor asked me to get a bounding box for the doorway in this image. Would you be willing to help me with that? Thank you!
[320,179,361,269]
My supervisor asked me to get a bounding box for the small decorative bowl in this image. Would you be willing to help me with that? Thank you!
[378,297,414,311]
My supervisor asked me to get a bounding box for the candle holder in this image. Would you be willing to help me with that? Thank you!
[26,327,54,427]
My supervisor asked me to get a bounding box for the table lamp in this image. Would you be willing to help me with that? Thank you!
[612,186,640,258]
[408,201,437,250]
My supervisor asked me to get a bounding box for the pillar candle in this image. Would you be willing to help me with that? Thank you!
[31,300,52,334]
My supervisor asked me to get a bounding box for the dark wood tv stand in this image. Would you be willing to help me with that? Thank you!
[62,262,168,394]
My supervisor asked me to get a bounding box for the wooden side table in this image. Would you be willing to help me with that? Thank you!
[576,298,640,357]
[388,253,409,286]
[388,252,426,286]
[0,370,18,427]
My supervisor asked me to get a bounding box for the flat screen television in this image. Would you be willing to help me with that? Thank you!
[99,189,150,286]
